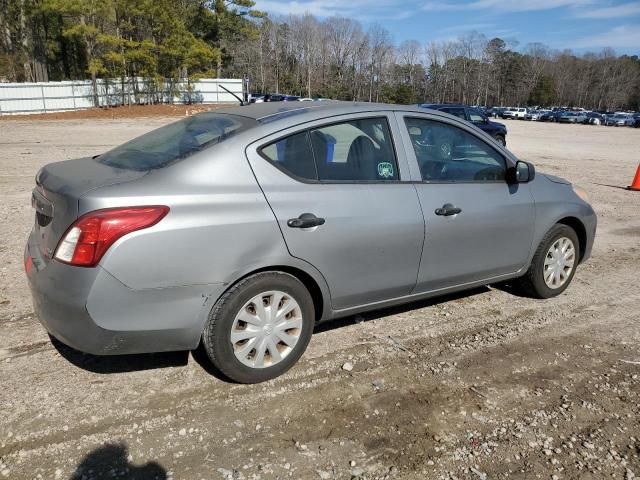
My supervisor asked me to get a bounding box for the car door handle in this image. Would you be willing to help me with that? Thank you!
[434,203,462,216]
[287,213,326,228]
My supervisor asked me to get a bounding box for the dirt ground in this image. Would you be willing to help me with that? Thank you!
[0,104,223,122]
[0,116,639,480]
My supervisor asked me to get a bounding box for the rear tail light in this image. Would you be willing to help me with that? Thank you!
[54,206,169,267]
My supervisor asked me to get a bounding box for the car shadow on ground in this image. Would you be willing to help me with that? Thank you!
[51,284,505,381]
[314,286,491,334]
[69,442,166,480]
[50,335,189,374]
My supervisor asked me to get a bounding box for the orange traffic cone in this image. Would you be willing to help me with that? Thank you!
[629,165,640,191]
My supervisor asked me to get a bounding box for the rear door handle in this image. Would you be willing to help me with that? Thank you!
[434,203,462,216]
[287,213,326,228]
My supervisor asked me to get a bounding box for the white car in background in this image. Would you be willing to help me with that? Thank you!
[512,108,527,119]
[504,107,527,119]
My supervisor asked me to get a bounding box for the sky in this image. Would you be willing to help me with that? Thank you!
[253,0,640,55]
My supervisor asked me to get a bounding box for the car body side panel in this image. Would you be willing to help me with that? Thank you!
[25,242,223,354]
[245,112,425,310]
[413,182,536,290]
[24,103,598,358]
[393,112,536,291]
[80,143,290,291]
[527,175,597,263]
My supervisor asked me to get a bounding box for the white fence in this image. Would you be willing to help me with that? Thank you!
[0,78,243,115]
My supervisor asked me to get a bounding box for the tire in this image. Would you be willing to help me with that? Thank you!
[202,271,315,383]
[495,135,506,147]
[516,224,580,299]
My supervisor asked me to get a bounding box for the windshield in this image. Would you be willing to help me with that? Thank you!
[96,113,256,171]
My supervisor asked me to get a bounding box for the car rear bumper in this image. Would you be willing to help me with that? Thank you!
[25,234,224,356]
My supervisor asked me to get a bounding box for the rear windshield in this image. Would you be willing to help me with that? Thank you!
[96,113,256,171]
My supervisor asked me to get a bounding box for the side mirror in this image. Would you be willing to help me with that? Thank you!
[509,161,535,183]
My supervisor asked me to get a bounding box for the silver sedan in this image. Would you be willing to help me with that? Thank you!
[25,102,597,383]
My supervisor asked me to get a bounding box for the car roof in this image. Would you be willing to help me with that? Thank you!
[420,103,467,109]
[216,101,436,124]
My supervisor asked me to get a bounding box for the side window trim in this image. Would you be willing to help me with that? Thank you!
[257,130,319,182]
[395,112,511,184]
[257,115,405,185]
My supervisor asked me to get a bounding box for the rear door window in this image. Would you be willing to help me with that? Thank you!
[96,113,256,171]
[310,118,398,182]
[260,132,318,180]
[260,117,399,183]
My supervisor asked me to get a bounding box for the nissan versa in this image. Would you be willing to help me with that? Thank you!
[25,102,596,383]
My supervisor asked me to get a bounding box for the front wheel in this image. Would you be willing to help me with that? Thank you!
[516,224,579,299]
[202,272,315,383]
[495,135,506,147]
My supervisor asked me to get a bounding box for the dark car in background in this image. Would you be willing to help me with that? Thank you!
[489,107,507,118]
[419,104,508,146]
[262,94,301,102]
[585,112,604,125]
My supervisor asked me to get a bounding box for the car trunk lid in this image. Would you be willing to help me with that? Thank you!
[31,157,145,262]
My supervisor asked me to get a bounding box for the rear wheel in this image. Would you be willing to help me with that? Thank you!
[495,135,506,147]
[202,272,315,383]
[516,224,579,299]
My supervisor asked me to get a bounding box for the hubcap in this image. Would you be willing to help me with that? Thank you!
[543,237,576,289]
[230,291,302,369]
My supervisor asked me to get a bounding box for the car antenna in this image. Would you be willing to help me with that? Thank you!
[219,85,245,106]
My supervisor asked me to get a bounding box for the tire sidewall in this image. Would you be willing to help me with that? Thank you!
[531,225,580,298]
[203,272,315,383]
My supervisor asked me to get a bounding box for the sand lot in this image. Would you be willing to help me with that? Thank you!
[0,116,639,480]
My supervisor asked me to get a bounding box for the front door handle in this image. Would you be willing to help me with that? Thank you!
[287,213,326,228]
[434,203,462,216]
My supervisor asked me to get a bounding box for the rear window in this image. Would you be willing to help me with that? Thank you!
[96,113,256,171]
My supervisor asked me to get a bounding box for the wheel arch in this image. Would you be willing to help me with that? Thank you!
[556,216,587,263]
[209,259,331,325]
[239,265,326,323]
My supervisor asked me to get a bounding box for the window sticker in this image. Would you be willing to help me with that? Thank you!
[377,162,394,178]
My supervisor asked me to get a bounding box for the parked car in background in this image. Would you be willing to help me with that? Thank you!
[513,108,528,119]
[575,111,588,124]
[631,113,640,128]
[503,107,527,119]
[25,101,596,383]
[419,104,508,146]
[585,112,604,125]
[558,112,576,123]
[263,94,300,102]
[249,94,265,104]
[605,113,634,126]
[549,111,566,122]
[559,111,588,124]
[501,108,517,119]
[526,110,549,121]
[491,107,507,118]
[538,111,554,122]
